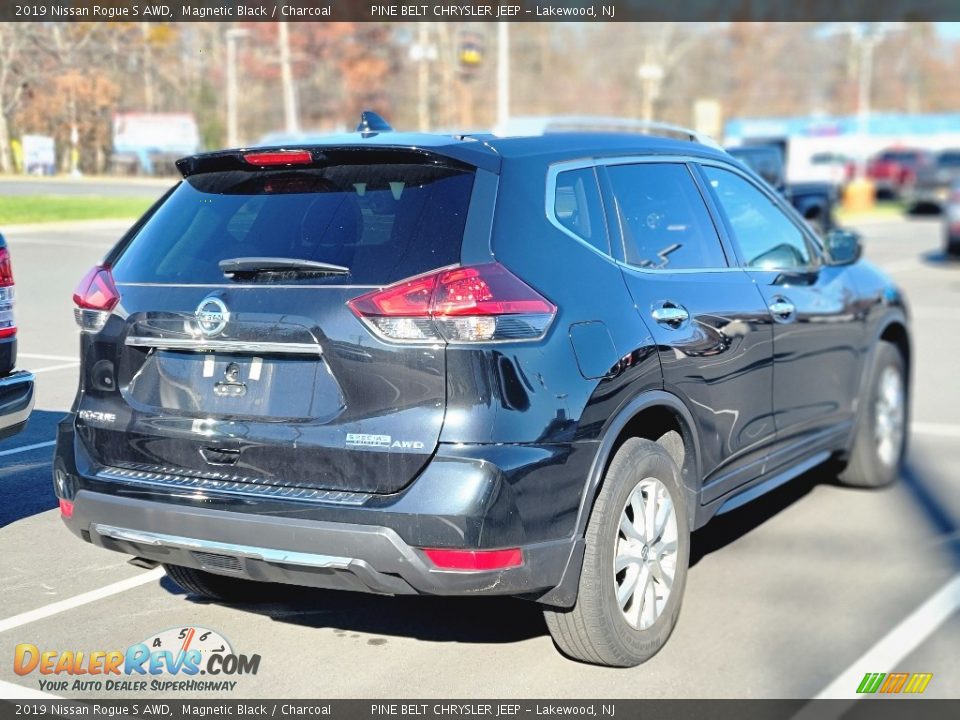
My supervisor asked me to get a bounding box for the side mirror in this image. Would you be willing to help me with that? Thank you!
[824,228,862,266]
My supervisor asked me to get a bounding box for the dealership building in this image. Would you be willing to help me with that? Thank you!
[725,112,960,178]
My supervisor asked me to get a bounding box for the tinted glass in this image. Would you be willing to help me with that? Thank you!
[937,152,960,167]
[703,166,812,269]
[879,150,921,163]
[112,163,475,285]
[727,147,784,186]
[554,167,609,254]
[606,163,727,270]
[811,152,847,164]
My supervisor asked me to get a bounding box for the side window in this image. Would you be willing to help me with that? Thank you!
[553,167,609,254]
[605,163,727,270]
[702,166,813,269]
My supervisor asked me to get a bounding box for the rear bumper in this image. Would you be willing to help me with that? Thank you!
[905,184,949,208]
[66,491,574,598]
[868,176,899,194]
[54,417,589,604]
[0,370,34,439]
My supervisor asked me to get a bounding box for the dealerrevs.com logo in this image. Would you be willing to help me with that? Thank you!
[14,626,261,693]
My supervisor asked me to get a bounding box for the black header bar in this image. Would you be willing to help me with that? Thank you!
[2,0,959,22]
[2,700,959,720]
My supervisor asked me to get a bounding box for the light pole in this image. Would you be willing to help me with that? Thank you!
[497,23,510,129]
[637,61,664,123]
[410,25,438,131]
[225,28,250,148]
[277,22,299,134]
[853,24,882,179]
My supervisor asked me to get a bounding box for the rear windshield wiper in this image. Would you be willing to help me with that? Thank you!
[219,257,350,280]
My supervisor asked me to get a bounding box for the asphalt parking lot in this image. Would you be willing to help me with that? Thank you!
[0,206,957,699]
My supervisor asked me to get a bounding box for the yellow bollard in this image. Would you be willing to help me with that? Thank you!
[843,178,876,214]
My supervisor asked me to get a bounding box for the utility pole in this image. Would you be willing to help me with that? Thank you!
[140,22,155,112]
[410,24,440,131]
[836,22,893,212]
[497,23,510,129]
[225,28,250,147]
[278,22,299,134]
[854,24,881,178]
[637,60,664,123]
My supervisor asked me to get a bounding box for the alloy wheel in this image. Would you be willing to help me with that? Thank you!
[875,365,905,467]
[614,477,679,630]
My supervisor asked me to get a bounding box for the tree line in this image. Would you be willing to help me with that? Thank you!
[0,21,956,174]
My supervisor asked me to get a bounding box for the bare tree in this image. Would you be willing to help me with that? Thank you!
[0,25,35,172]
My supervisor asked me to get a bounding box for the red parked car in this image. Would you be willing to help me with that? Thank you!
[867,148,933,198]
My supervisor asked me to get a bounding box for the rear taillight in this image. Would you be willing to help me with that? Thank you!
[58,499,74,519]
[73,265,120,333]
[0,246,16,339]
[347,263,556,344]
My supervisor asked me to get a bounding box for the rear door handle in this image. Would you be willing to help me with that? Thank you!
[769,297,796,322]
[651,304,689,327]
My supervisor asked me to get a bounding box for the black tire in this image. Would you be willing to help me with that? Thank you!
[544,438,690,667]
[838,343,907,488]
[163,564,268,602]
[946,237,960,257]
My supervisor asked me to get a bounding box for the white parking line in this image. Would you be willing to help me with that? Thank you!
[8,237,116,250]
[0,567,165,635]
[792,574,960,718]
[31,362,80,374]
[19,353,78,362]
[0,441,55,457]
[912,422,960,439]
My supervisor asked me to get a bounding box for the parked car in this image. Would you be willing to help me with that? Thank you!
[55,113,910,667]
[905,148,960,213]
[943,181,960,256]
[0,234,34,439]
[807,151,855,189]
[867,147,932,198]
[726,144,836,235]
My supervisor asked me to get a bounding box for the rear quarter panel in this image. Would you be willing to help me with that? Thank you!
[440,154,662,448]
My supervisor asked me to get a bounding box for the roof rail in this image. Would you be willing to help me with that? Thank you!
[493,115,722,150]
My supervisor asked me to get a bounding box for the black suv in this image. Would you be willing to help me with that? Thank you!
[55,115,910,667]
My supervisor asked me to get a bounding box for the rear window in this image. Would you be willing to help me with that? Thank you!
[111,162,475,285]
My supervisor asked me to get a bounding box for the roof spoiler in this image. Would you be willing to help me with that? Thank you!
[493,116,722,150]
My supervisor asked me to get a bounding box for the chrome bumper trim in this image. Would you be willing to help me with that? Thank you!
[0,370,35,430]
[91,524,352,570]
[125,336,321,356]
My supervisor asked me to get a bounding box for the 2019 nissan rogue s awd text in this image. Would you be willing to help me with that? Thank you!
[54,114,910,667]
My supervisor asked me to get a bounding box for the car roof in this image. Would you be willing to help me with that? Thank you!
[183,130,730,177]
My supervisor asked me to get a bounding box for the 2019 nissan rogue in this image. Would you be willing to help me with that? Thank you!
[54,114,910,667]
